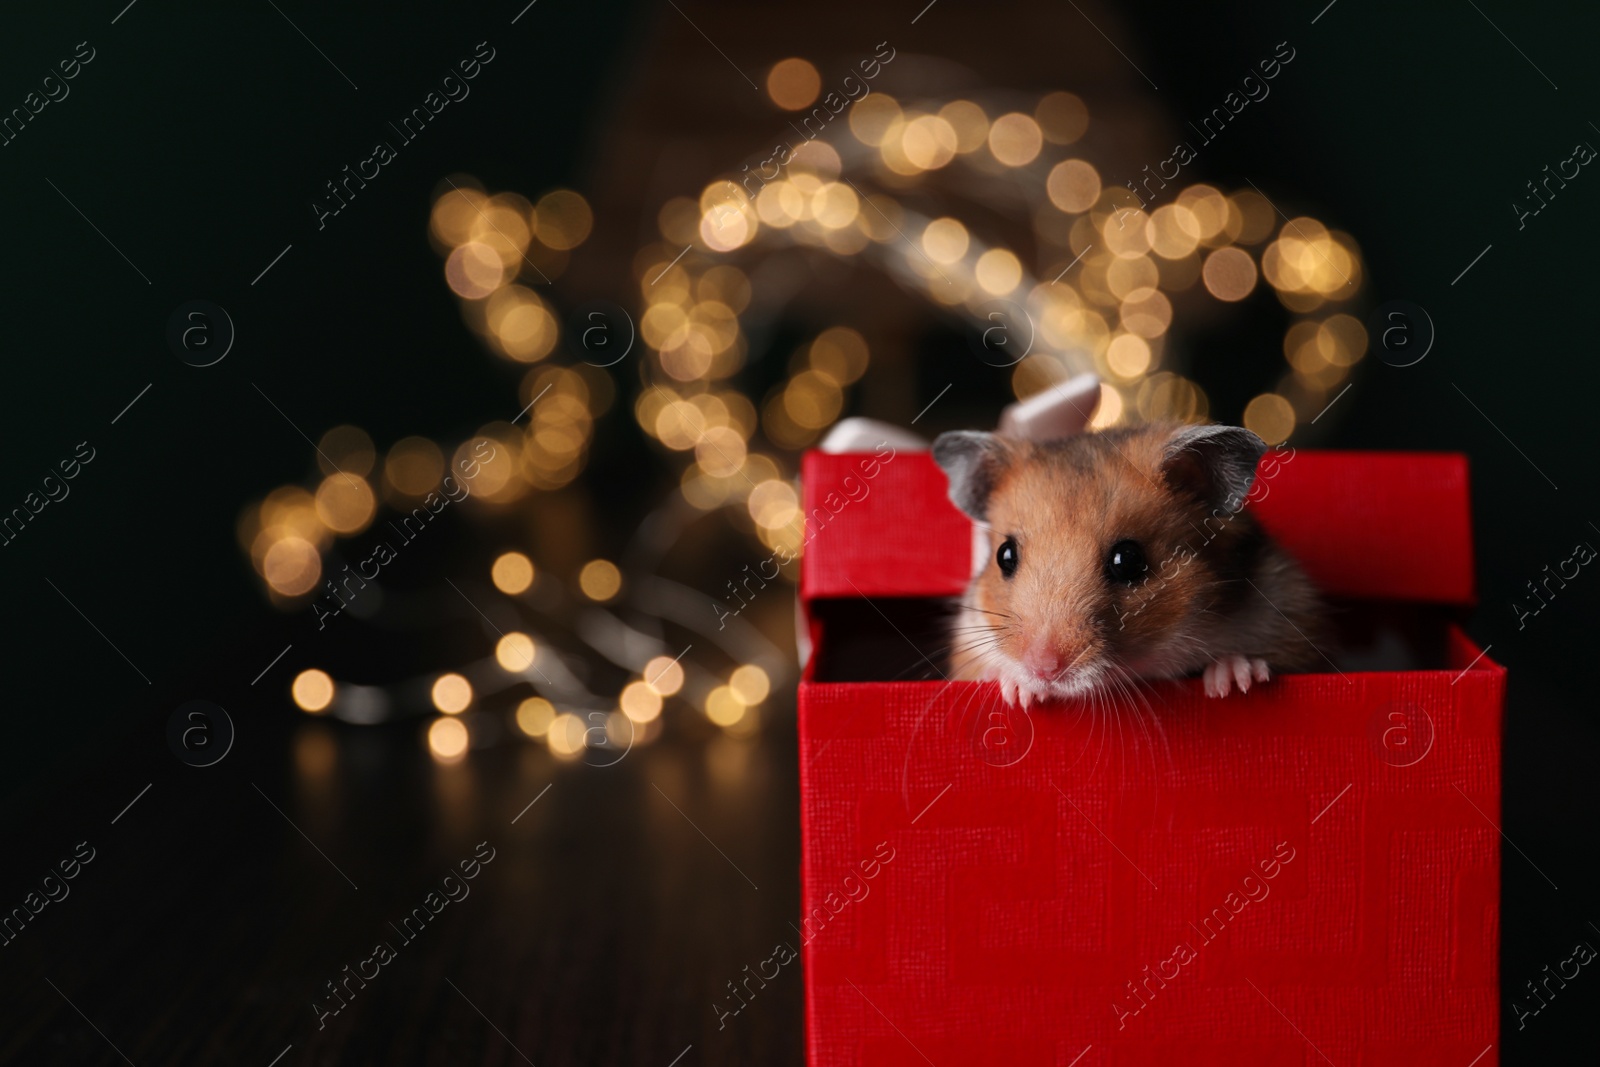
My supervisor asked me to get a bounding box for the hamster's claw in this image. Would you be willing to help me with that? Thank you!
[1204,656,1271,697]
[999,676,1019,707]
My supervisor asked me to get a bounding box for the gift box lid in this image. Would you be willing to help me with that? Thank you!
[800,448,1476,607]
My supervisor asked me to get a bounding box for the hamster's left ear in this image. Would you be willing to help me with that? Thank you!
[932,431,1013,522]
[1160,424,1267,513]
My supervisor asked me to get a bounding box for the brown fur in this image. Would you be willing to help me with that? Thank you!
[945,423,1327,698]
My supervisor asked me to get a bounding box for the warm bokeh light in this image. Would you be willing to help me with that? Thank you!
[496,632,536,672]
[428,717,469,761]
[491,551,535,594]
[902,115,958,170]
[1202,247,1258,302]
[1035,91,1089,144]
[922,217,970,264]
[385,436,445,496]
[988,112,1043,166]
[292,669,335,713]
[1119,288,1172,338]
[1147,205,1202,260]
[729,665,770,705]
[432,673,473,714]
[1106,334,1153,379]
[644,655,686,695]
[547,713,587,757]
[604,711,634,749]
[1047,159,1100,214]
[246,89,1373,770]
[848,94,901,146]
[620,681,663,723]
[262,536,321,597]
[766,57,820,110]
[317,425,376,476]
[430,183,486,246]
[486,285,559,362]
[313,474,376,535]
[445,241,507,299]
[579,559,622,601]
[1244,392,1297,446]
[939,100,989,152]
[975,248,1023,295]
[705,685,747,727]
[516,697,556,738]
[533,190,593,250]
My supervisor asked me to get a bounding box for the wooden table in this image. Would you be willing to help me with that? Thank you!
[0,709,805,1066]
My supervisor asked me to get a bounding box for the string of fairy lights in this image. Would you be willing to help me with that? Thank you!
[239,56,1371,763]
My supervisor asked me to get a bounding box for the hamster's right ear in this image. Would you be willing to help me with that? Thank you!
[931,431,1013,522]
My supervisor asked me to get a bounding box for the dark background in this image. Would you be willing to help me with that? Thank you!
[0,1,1594,1063]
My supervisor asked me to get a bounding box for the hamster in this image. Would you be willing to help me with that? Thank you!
[931,421,1327,705]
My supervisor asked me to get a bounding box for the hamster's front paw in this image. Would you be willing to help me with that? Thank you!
[1203,656,1270,697]
[998,675,1020,708]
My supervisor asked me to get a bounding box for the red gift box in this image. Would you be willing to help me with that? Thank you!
[797,448,1503,1066]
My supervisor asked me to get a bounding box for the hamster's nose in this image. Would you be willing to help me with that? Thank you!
[1022,642,1065,681]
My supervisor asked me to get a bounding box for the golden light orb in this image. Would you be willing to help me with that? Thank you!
[695,425,748,478]
[782,370,844,429]
[1035,91,1089,144]
[705,685,747,727]
[988,112,1043,166]
[445,241,507,299]
[766,58,821,110]
[1106,334,1153,379]
[1202,247,1259,302]
[848,94,901,146]
[432,673,473,714]
[428,717,469,761]
[430,184,486,246]
[644,655,686,695]
[1047,160,1101,214]
[902,115,959,170]
[313,474,376,535]
[810,182,860,229]
[292,669,335,713]
[491,551,535,594]
[262,536,321,597]
[809,327,869,385]
[533,190,593,250]
[384,436,445,496]
[620,681,664,723]
[317,426,376,477]
[486,286,559,363]
[1147,204,1202,260]
[547,713,587,757]
[495,632,536,672]
[579,559,622,601]
[921,217,970,264]
[939,100,989,152]
[975,248,1023,295]
[729,665,771,705]
[516,697,556,738]
[1119,287,1173,339]
[1244,393,1297,446]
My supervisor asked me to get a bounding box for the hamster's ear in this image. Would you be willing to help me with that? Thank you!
[931,431,1013,522]
[1160,424,1267,513]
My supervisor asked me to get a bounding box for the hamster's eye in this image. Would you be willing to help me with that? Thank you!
[1106,540,1148,584]
[996,538,1019,579]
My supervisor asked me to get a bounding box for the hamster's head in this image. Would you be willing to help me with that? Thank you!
[931,422,1266,703]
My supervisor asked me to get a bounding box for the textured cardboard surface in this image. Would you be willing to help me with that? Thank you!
[798,450,1502,1065]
